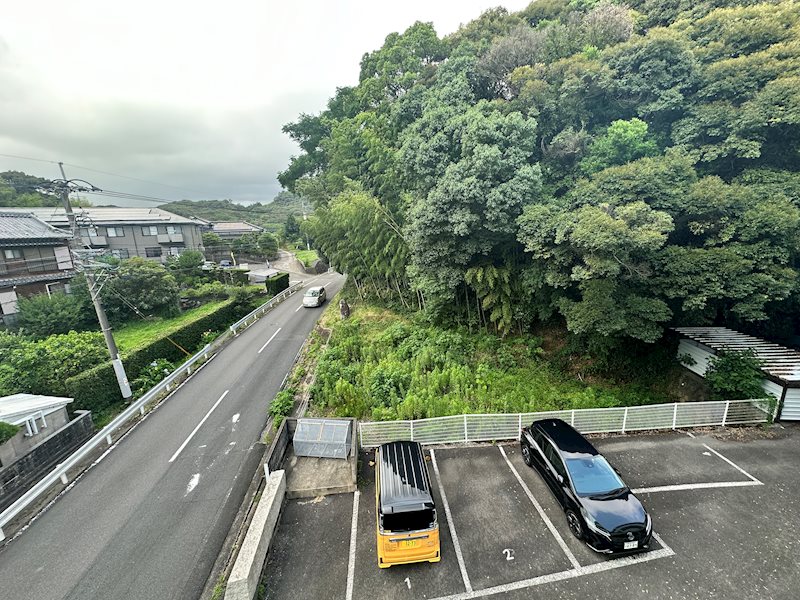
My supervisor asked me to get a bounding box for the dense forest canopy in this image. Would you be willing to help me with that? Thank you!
[281,0,800,347]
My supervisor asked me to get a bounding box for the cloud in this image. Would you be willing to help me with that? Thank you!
[0,0,531,205]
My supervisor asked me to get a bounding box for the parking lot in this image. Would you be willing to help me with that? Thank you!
[261,427,800,599]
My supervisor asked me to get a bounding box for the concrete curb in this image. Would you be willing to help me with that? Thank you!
[224,470,286,600]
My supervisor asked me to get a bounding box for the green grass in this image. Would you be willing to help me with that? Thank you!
[294,249,319,267]
[309,305,676,421]
[114,299,232,352]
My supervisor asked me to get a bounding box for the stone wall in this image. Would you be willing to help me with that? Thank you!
[0,411,94,512]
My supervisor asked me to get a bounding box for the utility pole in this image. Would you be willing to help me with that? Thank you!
[302,198,310,251]
[58,163,132,399]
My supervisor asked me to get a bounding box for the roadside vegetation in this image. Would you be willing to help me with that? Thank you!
[308,299,683,421]
[293,249,319,268]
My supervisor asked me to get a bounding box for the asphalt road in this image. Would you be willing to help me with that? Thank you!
[0,273,345,600]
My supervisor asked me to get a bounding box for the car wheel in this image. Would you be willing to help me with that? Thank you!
[566,510,584,540]
[521,442,533,467]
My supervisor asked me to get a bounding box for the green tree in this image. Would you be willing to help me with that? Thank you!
[101,258,180,319]
[258,232,279,258]
[283,214,301,242]
[15,292,94,338]
[580,118,660,174]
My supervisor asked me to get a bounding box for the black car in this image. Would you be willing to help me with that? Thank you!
[520,418,652,554]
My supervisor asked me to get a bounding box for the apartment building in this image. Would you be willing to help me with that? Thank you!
[0,207,205,262]
[0,212,75,324]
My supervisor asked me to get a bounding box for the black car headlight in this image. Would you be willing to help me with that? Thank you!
[581,509,611,539]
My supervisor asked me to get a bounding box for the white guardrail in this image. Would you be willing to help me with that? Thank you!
[0,281,304,540]
[358,399,772,448]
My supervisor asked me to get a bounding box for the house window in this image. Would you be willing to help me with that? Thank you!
[142,226,158,236]
[106,227,125,237]
[145,247,162,258]
[166,225,179,234]
[79,227,98,237]
[168,246,183,256]
[111,248,130,259]
[3,249,23,260]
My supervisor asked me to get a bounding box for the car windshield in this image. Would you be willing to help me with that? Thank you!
[565,456,625,496]
[305,290,319,297]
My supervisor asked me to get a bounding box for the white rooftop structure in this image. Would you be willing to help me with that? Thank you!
[0,393,74,425]
[675,327,800,384]
[0,207,202,227]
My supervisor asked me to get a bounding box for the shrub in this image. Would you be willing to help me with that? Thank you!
[16,292,94,338]
[131,359,175,396]
[269,389,295,426]
[705,350,766,401]
[265,272,289,295]
[0,330,107,397]
[0,421,20,444]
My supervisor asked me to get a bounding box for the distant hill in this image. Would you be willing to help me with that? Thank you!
[159,191,307,232]
[0,171,61,207]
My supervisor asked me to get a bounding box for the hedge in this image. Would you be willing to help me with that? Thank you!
[265,272,289,295]
[65,298,258,414]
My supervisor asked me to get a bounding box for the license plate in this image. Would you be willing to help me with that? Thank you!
[624,540,638,550]
[401,539,420,549]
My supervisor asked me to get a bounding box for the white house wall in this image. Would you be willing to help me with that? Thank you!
[781,388,800,421]
[677,339,715,377]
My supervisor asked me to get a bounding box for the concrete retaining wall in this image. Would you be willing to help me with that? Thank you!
[0,411,94,512]
[224,470,286,600]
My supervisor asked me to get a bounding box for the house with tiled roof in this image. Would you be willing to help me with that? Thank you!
[0,212,75,325]
[0,207,205,262]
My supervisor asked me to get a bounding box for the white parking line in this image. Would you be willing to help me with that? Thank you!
[702,443,762,483]
[499,446,581,570]
[633,480,762,494]
[295,305,303,312]
[345,491,360,600]
[168,390,229,463]
[430,449,473,593]
[257,328,282,354]
[427,537,674,600]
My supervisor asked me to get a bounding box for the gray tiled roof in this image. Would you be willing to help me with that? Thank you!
[0,207,203,227]
[0,212,71,242]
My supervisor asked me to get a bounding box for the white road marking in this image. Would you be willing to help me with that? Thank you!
[702,443,761,483]
[168,390,229,463]
[499,446,582,570]
[427,539,674,600]
[257,328,282,354]
[685,431,696,438]
[185,473,200,496]
[232,414,240,424]
[430,449,473,593]
[633,480,762,494]
[345,490,360,600]
[295,305,303,312]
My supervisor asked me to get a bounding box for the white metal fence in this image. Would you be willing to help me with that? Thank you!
[0,281,304,540]
[358,399,772,448]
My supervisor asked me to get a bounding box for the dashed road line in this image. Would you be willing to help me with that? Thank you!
[258,328,282,354]
[168,390,229,463]
[345,490,360,600]
[430,449,473,593]
[499,446,581,570]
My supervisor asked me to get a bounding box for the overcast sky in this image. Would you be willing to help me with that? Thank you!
[0,0,529,206]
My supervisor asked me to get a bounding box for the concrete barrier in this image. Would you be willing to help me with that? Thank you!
[224,470,286,600]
